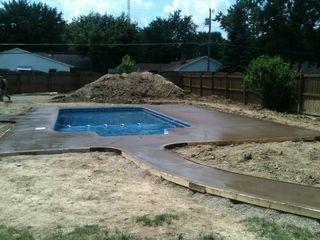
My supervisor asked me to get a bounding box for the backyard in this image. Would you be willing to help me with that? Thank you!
[1,0,320,238]
[0,94,320,239]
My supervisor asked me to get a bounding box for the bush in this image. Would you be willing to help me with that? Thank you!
[244,55,298,112]
[118,55,138,73]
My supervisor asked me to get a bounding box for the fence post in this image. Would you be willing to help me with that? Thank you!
[190,74,193,93]
[211,73,215,95]
[180,74,184,89]
[200,73,203,96]
[179,73,183,88]
[242,75,247,104]
[225,73,229,99]
[297,73,304,114]
[18,72,22,94]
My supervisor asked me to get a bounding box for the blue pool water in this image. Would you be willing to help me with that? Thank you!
[54,107,191,137]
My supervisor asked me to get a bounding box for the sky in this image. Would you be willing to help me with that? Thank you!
[28,0,235,34]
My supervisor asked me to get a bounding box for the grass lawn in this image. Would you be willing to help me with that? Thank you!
[2,218,320,240]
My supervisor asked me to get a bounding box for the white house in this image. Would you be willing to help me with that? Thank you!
[0,48,74,73]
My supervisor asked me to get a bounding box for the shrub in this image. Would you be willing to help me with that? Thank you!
[244,55,298,112]
[136,213,179,226]
[118,55,138,73]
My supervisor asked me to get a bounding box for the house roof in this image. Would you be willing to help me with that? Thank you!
[37,53,93,69]
[176,56,222,71]
[138,56,222,72]
[0,48,75,68]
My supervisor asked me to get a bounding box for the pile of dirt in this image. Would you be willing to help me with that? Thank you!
[56,72,187,103]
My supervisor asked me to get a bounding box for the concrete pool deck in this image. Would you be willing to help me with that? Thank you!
[1,104,320,219]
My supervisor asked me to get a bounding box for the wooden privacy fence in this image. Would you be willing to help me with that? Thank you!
[2,71,101,94]
[2,71,320,116]
[182,72,320,116]
[182,73,257,104]
[298,74,320,116]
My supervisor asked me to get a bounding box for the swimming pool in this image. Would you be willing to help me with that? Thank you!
[54,107,191,137]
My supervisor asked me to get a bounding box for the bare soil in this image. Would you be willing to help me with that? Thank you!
[0,152,319,240]
[0,152,253,240]
[190,95,320,132]
[173,141,320,187]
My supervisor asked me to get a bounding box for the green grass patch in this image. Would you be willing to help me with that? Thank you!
[46,225,136,240]
[175,233,224,240]
[200,233,224,240]
[244,217,320,240]
[0,225,34,240]
[136,213,180,227]
[0,224,227,240]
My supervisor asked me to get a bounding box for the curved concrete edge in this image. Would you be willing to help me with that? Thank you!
[205,186,320,219]
[0,127,11,139]
[0,147,121,157]
[164,136,319,150]
[121,149,320,220]
[0,145,319,219]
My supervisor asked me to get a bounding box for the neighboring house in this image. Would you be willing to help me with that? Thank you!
[37,53,93,71]
[0,48,74,73]
[138,56,222,73]
[293,62,320,73]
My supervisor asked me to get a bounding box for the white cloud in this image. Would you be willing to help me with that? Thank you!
[163,0,231,31]
[132,0,155,10]
[41,0,154,21]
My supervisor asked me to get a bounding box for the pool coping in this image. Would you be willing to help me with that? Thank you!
[1,104,320,219]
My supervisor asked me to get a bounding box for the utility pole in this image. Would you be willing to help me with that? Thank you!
[205,8,213,72]
[127,0,131,21]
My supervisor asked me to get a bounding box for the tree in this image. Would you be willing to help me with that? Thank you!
[63,13,139,72]
[194,31,225,61]
[257,0,320,65]
[0,0,65,51]
[142,10,197,63]
[118,55,137,73]
[244,55,297,112]
[217,0,320,71]
[216,0,256,72]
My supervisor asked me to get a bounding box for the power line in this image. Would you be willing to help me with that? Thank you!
[0,41,319,57]
[0,42,203,47]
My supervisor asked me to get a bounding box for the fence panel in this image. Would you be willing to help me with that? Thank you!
[1,71,101,94]
[182,74,192,92]
[301,74,320,116]
[182,72,320,116]
[201,73,213,96]
[213,73,228,97]
[2,70,320,116]
[160,72,182,88]
[228,74,243,102]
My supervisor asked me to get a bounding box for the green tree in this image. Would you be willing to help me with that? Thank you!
[218,0,320,71]
[194,31,225,61]
[0,0,65,51]
[216,0,257,72]
[142,10,197,63]
[63,12,139,72]
[257,0,320,66]
[118,55,137,73]
[244,55,298,112]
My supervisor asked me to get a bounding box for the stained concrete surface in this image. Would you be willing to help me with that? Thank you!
[1,104,320,218]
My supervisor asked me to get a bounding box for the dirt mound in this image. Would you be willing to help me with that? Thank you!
[57,72,187,103]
